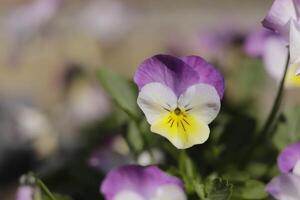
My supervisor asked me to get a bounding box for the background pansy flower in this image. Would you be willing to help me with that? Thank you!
[266,173,300,200]
[16,186,34,200]
[101,165,186,200]
[278,142,300,175]
[262,0,300,39]
[266,142,300,200]
[134,54,224,149]
[244,28,300,86]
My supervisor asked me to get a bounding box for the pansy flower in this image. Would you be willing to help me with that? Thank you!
[266,142,300,199]
[134,54,224,149]
[244,28,300,86]
[278,142,300,175]
[263,0,300,75]
[101,165,186,200]
[262,0,300,39]
[266,173,300,200]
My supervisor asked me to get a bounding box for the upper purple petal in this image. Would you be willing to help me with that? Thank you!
[243,28,275,58]
[134,54,225,99]
[278,142,300,173]
[181,55,225,99]
[134,54,200,97]
[266,173,300,199]
[262,0,299,39]
[100,165,184,200]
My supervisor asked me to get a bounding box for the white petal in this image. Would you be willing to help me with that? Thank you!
[296,67,300,75]
[178,83,220,124]
[151,184,187,200]
[137,83,177,124]
[263,36,289,81]
[114,190,145,200]
[293,160,300,176]
[289,20,300,65]
[271,174,300,200]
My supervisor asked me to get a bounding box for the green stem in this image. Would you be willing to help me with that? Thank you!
[258,52,290,139]
[37,179,57,200]
[240,52,290,167]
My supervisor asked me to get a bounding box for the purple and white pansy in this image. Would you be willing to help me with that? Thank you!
[244,28,300,87]
[262,0,300,39]
[277,142,300,175]
[101,165,186,200]
[266,142,300,199]
[263,0,300,75]
[134,54,224,149]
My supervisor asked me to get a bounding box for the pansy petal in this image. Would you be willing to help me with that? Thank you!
[101,165,184,200]
[16,186,34,200]
[114,191,145,200]
[278,142,300,173]
[134,54,199,96]
[152,184,187,200]
[137,83,177,124]
[289,20,300,65]
[266,174,300,200]
[178,83,221,124]
[263,35,288,81]
[262,0,297,38]
[293,160,300,176]
[181,56,225,99]
[151,114,210,149]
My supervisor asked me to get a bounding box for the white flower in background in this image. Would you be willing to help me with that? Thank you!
[5,0,62,66]
[137,148,165,166]
[76,0,133,44]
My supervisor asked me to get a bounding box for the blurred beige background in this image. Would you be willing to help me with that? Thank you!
[0,0,272,109]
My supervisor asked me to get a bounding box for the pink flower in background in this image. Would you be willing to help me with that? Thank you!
[198,27,243,59]
[101,165,186,200]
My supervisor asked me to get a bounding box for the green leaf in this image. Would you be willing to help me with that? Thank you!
[205,178,233,200]
[239,180,267,199]
[272,106,300,150]
[127,120,144,152]
[97,68,141,119]
[42,194,72,200]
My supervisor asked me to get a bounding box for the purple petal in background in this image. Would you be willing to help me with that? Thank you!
[243,28,275,58]
[134,54,199,97]
[266,173,300,199]
[278,142,300,173]
[181,55,225,99]
[100,165,183,200]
